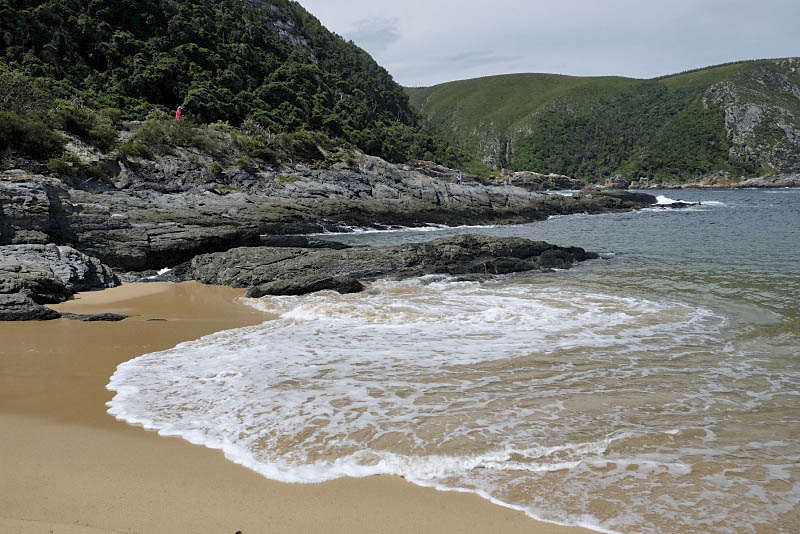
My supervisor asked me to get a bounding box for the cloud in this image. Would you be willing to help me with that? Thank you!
[343,18,401,54]
[445,51,524,69]
[300,0,800,87]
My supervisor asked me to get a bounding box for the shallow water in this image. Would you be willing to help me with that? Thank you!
[108,189,800,533]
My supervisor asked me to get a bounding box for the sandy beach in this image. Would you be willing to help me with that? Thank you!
[0,281,594,534]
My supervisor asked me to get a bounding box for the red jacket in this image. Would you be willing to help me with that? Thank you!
[175,108,182,120]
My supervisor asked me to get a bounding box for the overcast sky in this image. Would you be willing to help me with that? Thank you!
[298,0,799,87]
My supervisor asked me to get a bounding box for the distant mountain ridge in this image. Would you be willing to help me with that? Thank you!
[406,59,800,183]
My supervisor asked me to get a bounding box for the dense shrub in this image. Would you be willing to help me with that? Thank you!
[207,160,223,175]
[0,0,461,166]
[116,139,152,159]
[0,111,64,159]
[51,103,96,139]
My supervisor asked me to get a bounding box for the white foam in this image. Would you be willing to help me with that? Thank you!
[656,195,680,205]
[654,195,727,208]
[310,223,497,236]
[146,267,173,280]
[106,277,797,534]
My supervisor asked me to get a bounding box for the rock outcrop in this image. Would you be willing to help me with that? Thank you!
[0,170,71,245]
[172,235,599,296]
[506,171,584,191]
[738,174,800,188]
[0,293,62,321]
[246,275,365,298]
[1,163,655,271]
[704,62,800,176]
[573,187,657,209]
[0,244,119,321]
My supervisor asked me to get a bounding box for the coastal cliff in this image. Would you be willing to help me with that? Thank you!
[408,58,800,185]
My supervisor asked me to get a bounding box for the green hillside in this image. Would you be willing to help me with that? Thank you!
[407,59,800,182]
[0,0,467,168]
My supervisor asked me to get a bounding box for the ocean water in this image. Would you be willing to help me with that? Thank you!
[108,189,800,533]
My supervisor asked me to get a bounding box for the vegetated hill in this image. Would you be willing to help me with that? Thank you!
[0,0,469,169]
[407,59,800,183]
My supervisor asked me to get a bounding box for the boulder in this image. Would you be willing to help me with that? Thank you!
[0,244,119,321]
[1,244,119,293]
[0,262,71,304]
[575,187,656,209]
[0,293,61,321]
[247,275,365,297]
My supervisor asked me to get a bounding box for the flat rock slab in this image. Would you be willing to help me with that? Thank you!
[176,234,599,296]
[60,313,129,322]
[247,275,365,297]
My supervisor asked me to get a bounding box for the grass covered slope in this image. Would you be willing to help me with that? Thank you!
[407,59,800,183]
[0,0,468,168]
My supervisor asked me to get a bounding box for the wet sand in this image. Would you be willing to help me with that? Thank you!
[0,282,593,534]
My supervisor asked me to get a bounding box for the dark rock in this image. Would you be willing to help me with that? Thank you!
[0,293,61,321]
[0,244,119,292]
[654,201,702,209]
[60,312,128,322]
[247,275,365,297]
[176,235,597,296]
[537,248,573,269]
[575,187,657,209]
[0,244,120,321]
[0,261,72,304]
[259,235,350,249]
[2,162,654,271]
[0,171,69,245]
[116,270,160,283]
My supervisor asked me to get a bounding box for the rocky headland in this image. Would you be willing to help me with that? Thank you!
[1,153,657,320]
[625,173,800,190]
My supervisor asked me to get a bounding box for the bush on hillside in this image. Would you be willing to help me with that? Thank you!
[0,111,64,159]
[0,0,460,166]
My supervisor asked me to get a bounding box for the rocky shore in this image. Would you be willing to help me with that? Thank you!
[169,234,599,297]
[1,155,656,320]
[0,244,119,320]
[615,173,800,190]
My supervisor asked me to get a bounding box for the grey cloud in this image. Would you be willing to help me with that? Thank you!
[445,51,524,69]
[301,0,800,87]
[344,18,401,53]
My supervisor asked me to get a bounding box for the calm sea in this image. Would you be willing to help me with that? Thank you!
[108,189,800,533]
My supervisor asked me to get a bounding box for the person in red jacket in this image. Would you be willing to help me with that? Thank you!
[175,106,183,120]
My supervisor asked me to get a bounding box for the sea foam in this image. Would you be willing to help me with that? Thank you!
[107,277,797,533]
